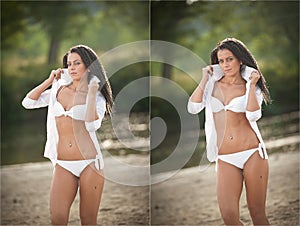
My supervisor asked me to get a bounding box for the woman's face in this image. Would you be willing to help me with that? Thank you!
[217,48,241,77]
[67,52,87,81]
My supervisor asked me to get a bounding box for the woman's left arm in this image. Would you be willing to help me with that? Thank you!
[246,71,263,121]
[85,82,106,132]
[246,84,260,111]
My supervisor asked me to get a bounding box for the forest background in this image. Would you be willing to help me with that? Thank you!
[1,1,299,166]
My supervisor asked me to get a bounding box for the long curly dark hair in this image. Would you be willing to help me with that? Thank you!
[63,45,113,116]
[210,38,271,104]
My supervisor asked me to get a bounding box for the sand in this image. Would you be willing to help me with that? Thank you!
[151,151,300,225]
[1,151,299,225]
[1,155,150,225]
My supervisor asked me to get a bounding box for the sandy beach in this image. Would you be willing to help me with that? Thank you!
[1,151,299,225]
[151,151,299,225]
[1,154,150,225]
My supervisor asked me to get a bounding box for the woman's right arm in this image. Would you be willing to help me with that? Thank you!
[187,66,212,114]
[22,69,62,109]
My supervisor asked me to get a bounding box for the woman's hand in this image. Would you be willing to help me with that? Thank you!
[249,70,261,85]
[202,65,213,76]
[26,69,63,100]
[201,65,213,83]
[88,81,99,95]
[47,68,63,83]
[190,65,213,103]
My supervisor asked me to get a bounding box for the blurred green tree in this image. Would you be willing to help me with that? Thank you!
[101,1,149,34]
[24,2,92,64]
[1,1,93,64]
[1,1,27,49]
[151,1,205,79]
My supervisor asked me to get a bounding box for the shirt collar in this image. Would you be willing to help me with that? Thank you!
[212,65,255,83]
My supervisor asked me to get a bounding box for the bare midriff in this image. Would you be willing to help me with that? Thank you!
[214,110,259,155]
[55,116,97,160]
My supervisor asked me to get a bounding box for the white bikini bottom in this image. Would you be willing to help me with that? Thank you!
[218,144,266,169]
[56,154,104,177]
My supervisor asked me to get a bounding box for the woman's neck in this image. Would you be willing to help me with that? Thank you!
[221,74,244,85]
[71,79,88,92]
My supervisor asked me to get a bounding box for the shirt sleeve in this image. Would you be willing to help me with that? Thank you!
[245,86,263,122]
[187,80,209,114]
[22,89,51,109]
[85,92,107,132]
[187,99,205,114]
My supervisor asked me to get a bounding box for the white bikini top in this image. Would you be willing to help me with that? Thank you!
[211,95,246,113]
[53,86,87,120]
[53,101,87,120]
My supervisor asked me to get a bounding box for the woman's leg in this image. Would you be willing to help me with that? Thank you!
[79,163,105,226]
[244,151,270,225]
[217,159,244,225]
[50,164,78,225]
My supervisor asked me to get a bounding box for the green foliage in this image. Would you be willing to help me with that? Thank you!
[109,62,150,113]
[1,1,27,49]
[102,1,149,36]
[23,2,86,38]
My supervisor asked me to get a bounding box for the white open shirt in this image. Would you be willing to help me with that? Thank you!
[22,78,106,168]
[187,66,268,162]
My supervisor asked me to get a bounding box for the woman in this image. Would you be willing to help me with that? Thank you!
[22,45,113,225]
[188,38,271,225]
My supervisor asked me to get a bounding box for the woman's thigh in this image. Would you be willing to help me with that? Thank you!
[217,160,244,215]
[50,165,78,221]
[79,164,105,221]
[244,151,269,211]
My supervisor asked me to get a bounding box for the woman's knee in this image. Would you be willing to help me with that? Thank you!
[248,205,268,222]
[219,207,242,225]
[80,212,97,225]
[50,209,69,225]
